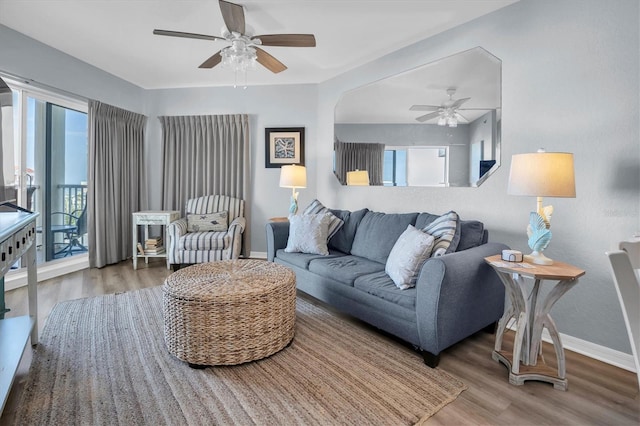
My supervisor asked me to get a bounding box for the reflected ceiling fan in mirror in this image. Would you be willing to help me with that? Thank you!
[153,0,316,87]
[410,88,486,127]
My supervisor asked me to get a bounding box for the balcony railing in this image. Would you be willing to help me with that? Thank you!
[58,184,87,217]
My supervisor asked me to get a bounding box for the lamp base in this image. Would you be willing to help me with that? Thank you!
[524,251,554,265]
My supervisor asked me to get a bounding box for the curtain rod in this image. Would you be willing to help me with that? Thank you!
[0,68,88,102]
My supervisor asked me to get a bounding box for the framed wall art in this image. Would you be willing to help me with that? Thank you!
[265,127,305,168]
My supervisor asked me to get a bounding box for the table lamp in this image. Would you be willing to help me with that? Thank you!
[507,149,576,265]
[279,164,307,215]
[346,170,370,186]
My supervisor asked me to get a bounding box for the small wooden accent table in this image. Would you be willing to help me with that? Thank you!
[485,255,585,390]
[132,210,179,270]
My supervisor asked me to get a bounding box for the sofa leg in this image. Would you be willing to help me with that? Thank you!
[420,350,440,368]
[483,321,498,334]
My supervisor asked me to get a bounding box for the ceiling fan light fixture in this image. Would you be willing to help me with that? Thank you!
[437,116,447,126]
[220,40,257,88]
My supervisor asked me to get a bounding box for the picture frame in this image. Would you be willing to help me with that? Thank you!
[265,127,305,168]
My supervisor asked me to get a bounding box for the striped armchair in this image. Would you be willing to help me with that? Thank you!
[168,195,245,269]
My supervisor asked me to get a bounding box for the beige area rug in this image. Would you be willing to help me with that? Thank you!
[14,286,466,425]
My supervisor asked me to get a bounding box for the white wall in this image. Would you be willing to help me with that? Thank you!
[317,0,640,354]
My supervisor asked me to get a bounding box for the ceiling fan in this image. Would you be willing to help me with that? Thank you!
[410,88,477,127]
[153,0,316,74]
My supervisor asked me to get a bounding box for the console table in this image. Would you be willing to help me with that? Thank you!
[485,255,585,390]
[132,210,179,270]
[0,208,38,414]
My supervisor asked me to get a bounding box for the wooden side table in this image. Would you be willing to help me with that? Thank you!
[485,255,585,390]
[132,210,180,270]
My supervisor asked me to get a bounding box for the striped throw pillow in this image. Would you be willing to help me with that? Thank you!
[303,199,344,240]
[421,211,460,257]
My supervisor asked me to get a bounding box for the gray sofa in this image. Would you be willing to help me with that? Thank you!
[266,207,508,367]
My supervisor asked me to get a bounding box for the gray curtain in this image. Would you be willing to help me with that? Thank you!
[334,139,385,185]
[159,114,250,255]
[88,100,147,268]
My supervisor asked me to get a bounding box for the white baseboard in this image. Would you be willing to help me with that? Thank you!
[250,251,267,259]
[4,254,89,291]
[507,323,637,373]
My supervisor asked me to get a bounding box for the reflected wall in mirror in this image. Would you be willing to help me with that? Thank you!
[334,46,501,187]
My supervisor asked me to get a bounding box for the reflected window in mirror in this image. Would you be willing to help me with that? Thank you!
[334,46,501,188]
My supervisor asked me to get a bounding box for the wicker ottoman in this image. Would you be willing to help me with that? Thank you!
[162,259,296,367]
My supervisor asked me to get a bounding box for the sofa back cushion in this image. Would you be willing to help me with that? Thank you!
[457,220,486,251]
[328,208,369,254]
[351,211,418,264]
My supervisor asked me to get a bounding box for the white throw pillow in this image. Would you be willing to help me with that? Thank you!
[385,225,435,290]
[285,213,332,255]
[186,211,228,232]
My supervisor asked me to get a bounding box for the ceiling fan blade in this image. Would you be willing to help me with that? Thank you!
[254,34,316,47]
[416,112,441,123]
[409,105,440,111]
[451,97,471,109]
[255,47,287,73]
[199,51,223,69]
[153,29,224,41]
[219,0,245,34]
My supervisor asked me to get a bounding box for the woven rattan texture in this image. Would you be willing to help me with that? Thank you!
[163,259,296,366]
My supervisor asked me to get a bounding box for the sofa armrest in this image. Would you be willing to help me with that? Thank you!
[414,241,509,355]
[167,218,188,264]
[265,221,290,262]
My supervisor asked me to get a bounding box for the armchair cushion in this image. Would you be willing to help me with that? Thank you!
[179,231,230,251]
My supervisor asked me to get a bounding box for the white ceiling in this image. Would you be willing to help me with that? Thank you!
[0,0,517,90]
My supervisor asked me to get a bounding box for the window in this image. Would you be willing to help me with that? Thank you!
[383,149,407,186]
[384,147,448,187]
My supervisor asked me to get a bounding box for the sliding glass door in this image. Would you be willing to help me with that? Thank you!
[9,82,88,265]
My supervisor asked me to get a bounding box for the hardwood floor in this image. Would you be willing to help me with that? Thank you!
[2,259,638,425]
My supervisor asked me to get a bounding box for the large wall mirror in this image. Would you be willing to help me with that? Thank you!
[334,46,501,187]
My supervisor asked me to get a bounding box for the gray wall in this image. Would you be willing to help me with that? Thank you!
[144,85,319,252]
[317,0,639,354]
[0,25,144,113]
[1,0,638,356]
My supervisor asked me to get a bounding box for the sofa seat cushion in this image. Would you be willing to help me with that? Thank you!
[350,211,419,264]
[179,231,229,251]
[275,249,345,270]
[354,271,416,310]
[308,255,385,286]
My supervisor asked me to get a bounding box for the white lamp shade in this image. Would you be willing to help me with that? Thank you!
[508,152,576,198]
[346,170,370,186]
[279,164,307,188]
